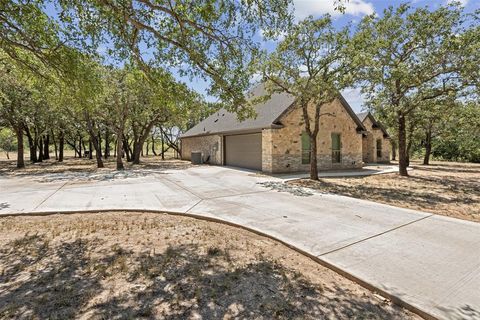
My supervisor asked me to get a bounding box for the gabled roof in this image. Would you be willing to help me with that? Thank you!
[356,111,390,138]
[181,84,294,138]
[181,83,366,138]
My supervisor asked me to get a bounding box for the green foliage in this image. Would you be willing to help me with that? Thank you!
[263,15,353,106]
[432,102,480,163]
[354,3,478,172]
[54,0,292,113]
[0,128,17,154]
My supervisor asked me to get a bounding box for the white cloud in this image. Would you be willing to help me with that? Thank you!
[293,0,375,20]
[446,0,469,6]
[259,28,287,42]
[340,87,366,113]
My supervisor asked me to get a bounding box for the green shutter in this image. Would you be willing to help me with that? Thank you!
[331,133,341,151]
[301,132,311,164]
[331,133,341,163]
[301,132,310,150]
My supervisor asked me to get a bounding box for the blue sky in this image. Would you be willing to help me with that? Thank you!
[181,0,480,112]
[45,0,479,113]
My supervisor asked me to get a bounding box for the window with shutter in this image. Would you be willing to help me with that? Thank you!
[331,133,341,163]
[301,132,311,164]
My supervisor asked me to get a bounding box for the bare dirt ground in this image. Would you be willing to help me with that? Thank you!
[292,160,480,223]
[0,151,191,181]
[0,211,418,320]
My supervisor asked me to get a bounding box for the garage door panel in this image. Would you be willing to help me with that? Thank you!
[225,133,262,170]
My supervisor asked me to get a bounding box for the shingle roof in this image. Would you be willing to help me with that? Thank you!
[355,111,390,138]
[181,84,366,138]
[356,112,369,122]
[181,84,294,138]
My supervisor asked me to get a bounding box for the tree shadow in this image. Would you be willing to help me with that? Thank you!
[0,236,103,319]
[0,157,192,183]
[257,181,314,197]
[301,178,477,208]
[0,236,409,319]
[437,304,480,320]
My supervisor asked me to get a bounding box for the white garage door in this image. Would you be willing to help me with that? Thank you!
[225,133,262,170]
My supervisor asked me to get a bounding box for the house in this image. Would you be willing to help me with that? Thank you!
[180,84,390,173]
[356,112,391,163]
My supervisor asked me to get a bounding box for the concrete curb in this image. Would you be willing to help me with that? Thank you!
[1,208,435,320]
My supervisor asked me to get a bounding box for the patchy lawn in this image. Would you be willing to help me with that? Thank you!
[291,161,480,223]
[0,153,192,181]
[0,212,417,319]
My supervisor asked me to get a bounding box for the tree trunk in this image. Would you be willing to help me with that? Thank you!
[309,135,318,180]
[88,139,93,160]
[59,131,64,162]
[116,129,124,170]
[38,136,43,163]
[25,129,37,163]
[391,141,397,161]
[398,114,409,176]
[104,129,110,158]
[406,138,413,167]
[161,131,165,160]
[84,113,104,168]
[78,137,82,158]
[145,140,149,156]
[423,130,432,165]
[43,135,50,160]
[51,131,58,160]
[151,135,157,156]
[97,132,102,158]
[132,140,142,164]
[15,127,25,168]
[87,132,104,168]
[122,137,131,162]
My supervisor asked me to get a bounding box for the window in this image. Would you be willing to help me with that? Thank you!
[301,132,311,164]
[331,133,341,163]
[376,139,382,159]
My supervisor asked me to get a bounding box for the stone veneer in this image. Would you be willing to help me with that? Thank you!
[262,98,363,173]
[181,134,223,165]
[361,117,391,163]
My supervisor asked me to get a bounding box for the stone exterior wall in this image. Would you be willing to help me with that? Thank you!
[361,117,391,163]
[262,99,363,173]
[181,135,223,165]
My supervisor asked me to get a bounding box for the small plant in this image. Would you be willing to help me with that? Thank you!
[207,246,221,256]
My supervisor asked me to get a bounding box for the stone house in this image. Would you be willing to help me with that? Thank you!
[180,84,390,173]
[356,112,391,163]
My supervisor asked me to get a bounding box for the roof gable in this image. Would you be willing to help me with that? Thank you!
[181,84,294,138]
[181,84,366,138]
[356,111,390,138]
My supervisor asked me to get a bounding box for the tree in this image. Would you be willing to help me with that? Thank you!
[0,62,36,168]
[431,101,480,163]
[54,0,292,114]
[354,4,473,175]
[0,128,16,159]
[263,16,353,180]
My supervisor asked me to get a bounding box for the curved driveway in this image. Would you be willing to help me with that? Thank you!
[1,165,479,320]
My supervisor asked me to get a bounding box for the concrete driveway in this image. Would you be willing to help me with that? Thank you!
[1,165,479,320]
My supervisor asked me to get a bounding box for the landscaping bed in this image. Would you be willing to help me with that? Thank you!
[0,211,417,319]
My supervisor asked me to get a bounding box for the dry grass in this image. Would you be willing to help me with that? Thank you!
[292,161,480,223]
[0,151,191,179]
[0,212,418,319]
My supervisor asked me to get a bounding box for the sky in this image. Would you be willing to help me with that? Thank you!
[44,0,479,113]
[181,0,480,113]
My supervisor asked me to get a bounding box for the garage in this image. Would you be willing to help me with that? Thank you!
[225,133,262,170]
